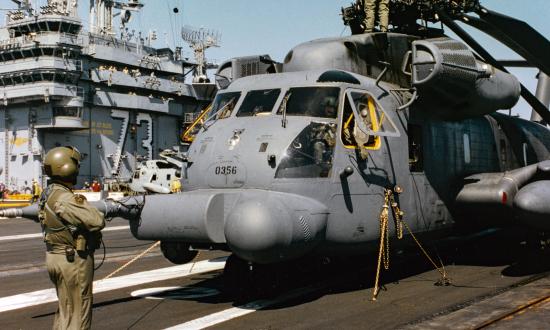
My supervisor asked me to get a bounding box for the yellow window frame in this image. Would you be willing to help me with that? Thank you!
[342,95,382,151]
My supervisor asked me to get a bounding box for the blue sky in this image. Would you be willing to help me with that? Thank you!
[1,0,549,117]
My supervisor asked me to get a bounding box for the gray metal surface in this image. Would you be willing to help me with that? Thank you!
[514,180,550,230]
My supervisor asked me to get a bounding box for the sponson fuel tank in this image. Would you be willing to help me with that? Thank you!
[455,160,550,230]
[514,161,550,232]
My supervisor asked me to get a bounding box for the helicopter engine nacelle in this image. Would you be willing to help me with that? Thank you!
[411,38,520,119]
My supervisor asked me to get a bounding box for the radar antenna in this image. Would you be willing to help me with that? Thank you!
[181,25,221,83]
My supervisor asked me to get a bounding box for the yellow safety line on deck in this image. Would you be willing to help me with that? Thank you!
[103,241,161,280]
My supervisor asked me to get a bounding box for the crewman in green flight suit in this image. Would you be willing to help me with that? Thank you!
[363,0,390,33]
[39,146,105,330]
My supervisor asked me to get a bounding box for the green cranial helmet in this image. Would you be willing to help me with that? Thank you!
[324,96,337,107]
[43,146,81,182]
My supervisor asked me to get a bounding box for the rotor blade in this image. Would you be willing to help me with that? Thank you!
[437,9,550,124]
[498,60,531,68]
[520,85,550,124]
[461,12,550,76]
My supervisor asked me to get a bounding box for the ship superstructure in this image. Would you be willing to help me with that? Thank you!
[0,0,215,191]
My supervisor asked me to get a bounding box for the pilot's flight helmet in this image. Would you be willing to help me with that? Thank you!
[324,96,337,107]
[43,146,81,183]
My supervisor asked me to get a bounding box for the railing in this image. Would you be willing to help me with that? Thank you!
[0,31,83,49]
[6,12,80,25]
[87,33,143,53]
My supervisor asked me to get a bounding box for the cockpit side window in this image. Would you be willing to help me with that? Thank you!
[275,122,337,179]
[205,92,241,121]
[237,89,281,117]
[341,90,400,152]
[276,87,339,118]
[341,96,381,150]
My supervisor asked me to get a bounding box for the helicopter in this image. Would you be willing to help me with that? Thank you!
[3,0,550,289]
[128,149,186,194]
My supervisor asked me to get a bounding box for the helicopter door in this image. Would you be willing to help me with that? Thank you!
[325,90,405,244]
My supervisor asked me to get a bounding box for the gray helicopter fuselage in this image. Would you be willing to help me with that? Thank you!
[113,33,550,265]
[131,70,445,263]
[190,71,409,232]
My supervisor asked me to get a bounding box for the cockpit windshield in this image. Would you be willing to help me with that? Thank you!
[276,87,339,119]
[237,89,281,117]
[205,92,241,122]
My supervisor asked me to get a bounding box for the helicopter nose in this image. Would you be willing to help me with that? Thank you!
[224,198,292,264]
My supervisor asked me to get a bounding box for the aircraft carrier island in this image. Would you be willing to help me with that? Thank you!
[0,0,215,192]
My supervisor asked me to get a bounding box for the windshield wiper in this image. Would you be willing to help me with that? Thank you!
[280,92,291,128]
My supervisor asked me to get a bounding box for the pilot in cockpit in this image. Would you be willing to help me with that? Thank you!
[312,124,336,177]
[322,96,338,118]
[217,98,236,119]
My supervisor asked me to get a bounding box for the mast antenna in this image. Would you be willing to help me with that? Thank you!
[181,25,221,83]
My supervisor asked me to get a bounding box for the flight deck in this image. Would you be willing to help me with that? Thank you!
[1,217,548,329]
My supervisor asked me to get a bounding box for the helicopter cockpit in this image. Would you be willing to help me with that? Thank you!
[188,70,400,189]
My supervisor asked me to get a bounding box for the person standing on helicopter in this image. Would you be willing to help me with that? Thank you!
[363,0,390,33]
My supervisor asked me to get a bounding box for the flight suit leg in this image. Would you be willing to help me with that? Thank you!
[46,251,94,330]
[47,252,77,330]
[363,0,377,33]
[76,251,94,330]
[378,0,390,32]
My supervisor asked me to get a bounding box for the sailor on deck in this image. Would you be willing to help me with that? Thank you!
[40,146,105,329]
